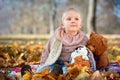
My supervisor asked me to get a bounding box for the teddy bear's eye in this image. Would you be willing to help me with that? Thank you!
[93,45,96,48]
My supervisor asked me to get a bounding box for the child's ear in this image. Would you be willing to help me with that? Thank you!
[61,23,64,28]
[80,22,82,28]
[81,23,82,27]
[61,23,63,26]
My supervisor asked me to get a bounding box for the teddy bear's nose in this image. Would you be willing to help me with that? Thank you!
[88,46,95,53]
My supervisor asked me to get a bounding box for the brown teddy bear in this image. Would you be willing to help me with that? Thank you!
[87,32,109,69]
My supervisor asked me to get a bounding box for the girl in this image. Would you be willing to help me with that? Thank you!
[37,8,96,73]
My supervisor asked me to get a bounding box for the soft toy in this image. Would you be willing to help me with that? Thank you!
[64,46,92,80]
[74,56,90,69]
[64,45,96,71]
[71,46,89,63]
[87,32,109,69]
[71,46,90,68]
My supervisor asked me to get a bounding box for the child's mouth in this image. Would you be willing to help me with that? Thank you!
[71,25,77,27]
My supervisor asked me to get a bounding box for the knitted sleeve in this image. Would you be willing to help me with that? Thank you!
[40,40,50,64]
[40,36,55,64]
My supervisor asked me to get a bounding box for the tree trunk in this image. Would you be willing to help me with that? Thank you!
[86,0,96,34]
[49,0,56,35]
[93,0,97,32]
[50,11,54,35]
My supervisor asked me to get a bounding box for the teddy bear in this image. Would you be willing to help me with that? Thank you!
[64,32,109,79]
[87,32,109,70]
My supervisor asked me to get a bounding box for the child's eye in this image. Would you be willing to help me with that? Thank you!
[75,18,79,20]
[67,18,71,21]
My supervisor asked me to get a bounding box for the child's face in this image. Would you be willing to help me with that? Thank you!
[62,10,82,35]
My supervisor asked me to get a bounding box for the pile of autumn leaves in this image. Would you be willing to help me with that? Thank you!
[0,41,120,80]
[0,41,44,68]
[0,41,120,68]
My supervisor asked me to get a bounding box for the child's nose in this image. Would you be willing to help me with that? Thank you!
[71,19,76,22]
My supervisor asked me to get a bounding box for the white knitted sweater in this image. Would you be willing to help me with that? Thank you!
[36,39,62,72]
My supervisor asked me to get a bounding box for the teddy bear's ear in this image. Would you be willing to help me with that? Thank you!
[90,31,95,37]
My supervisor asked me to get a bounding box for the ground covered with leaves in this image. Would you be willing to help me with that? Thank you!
[0,37,120,80]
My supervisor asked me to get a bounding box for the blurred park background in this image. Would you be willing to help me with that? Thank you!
[0,1,120,79]
[0,0,120,34]
[0,0,120,67]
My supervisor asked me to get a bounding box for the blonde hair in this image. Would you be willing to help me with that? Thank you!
[61,8,81,21]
